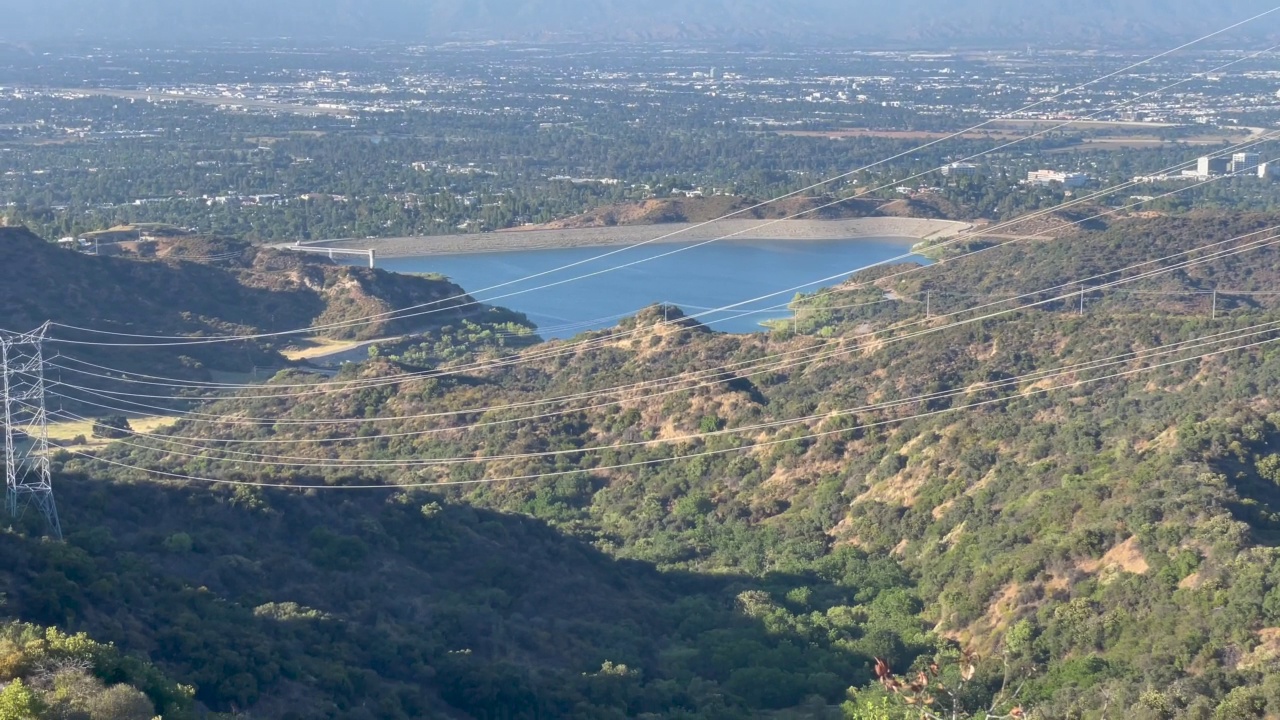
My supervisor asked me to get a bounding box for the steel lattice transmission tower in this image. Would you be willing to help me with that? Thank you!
[1,324,62,540]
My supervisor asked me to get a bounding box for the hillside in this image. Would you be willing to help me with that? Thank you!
[0,619,193,718]
[0,228,485,382]
[4,473,924,718]
[533,195,888,230]
[32,212,1280,718]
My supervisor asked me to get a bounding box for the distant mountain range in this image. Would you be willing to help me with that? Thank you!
[5,0,1280,48]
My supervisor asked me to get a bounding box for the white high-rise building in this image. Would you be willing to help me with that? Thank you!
[1197,156,1230,176]
[1232,152,1262,174]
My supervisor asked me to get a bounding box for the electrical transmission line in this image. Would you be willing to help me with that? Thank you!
[1,324,62,539]
[48,219,1280,432]
[46,317,1280,471]
[46,225,1280,472]
[55,327,1280,491]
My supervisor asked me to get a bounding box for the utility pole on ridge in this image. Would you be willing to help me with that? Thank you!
[1,324,62,540]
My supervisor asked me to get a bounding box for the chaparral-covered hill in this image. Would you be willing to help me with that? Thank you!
[6,213,1280,717]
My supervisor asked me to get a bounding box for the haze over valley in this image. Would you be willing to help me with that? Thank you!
[5,0,1280,45]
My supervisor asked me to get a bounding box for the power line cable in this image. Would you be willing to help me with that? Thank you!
[48,224,1280,452]
[51,208,1280,421]
[58,331,1280,490]
[48,317,1280,468]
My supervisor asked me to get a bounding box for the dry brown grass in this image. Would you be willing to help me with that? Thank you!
[44,414,180,450]
[1079,537,1149,576]
[778,129,1023,141]
[781,121,1244,153]
[282,336,367,360]
[1239,628,1280,669]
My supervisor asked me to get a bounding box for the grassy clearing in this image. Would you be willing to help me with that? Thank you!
[989,118,1181,130]
[1044,135,1242,153]
[778,129,1024,141]
[44,414,180,450]
[282,336,367,360]
[782,121,1248,149]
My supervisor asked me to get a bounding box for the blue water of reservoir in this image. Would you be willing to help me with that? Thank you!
[370,238,930,338]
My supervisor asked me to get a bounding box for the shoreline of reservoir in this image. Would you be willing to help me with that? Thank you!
[368,234,937,337]
[296,218,972,258]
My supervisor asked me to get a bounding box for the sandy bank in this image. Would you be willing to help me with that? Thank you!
[297,218,972,258]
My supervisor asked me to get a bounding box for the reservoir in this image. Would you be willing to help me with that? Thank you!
[369,237,930,338]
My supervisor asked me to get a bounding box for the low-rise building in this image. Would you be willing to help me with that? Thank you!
[1027,170,1090,188]
[941,162,979,177]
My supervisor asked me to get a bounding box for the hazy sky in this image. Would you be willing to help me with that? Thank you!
[3,0,1280,46]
